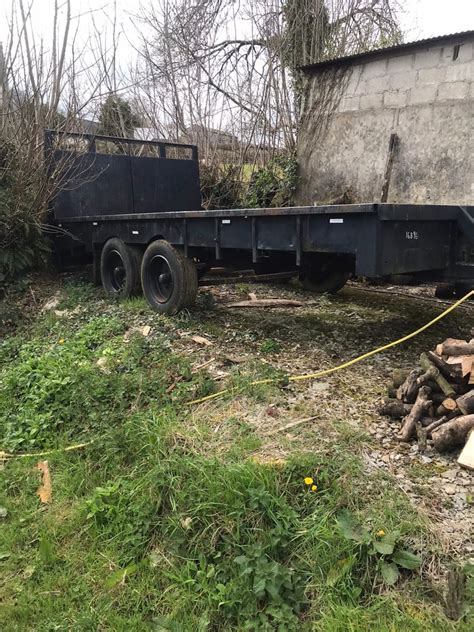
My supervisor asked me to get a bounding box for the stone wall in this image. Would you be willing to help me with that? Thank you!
[296,35,474,205]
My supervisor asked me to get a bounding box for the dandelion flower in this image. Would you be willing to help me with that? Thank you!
[304,477,314,486]
[58,339,65,345]
[311,485,317,491]
[376,529,385,537]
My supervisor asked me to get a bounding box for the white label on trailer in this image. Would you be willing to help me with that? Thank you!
[222,219,231,224]
[92,222,98,226]
[329,218,344,224]
[132,230,139,235]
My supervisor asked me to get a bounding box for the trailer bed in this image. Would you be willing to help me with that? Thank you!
[55,202,470,278]
[46,130,473,313]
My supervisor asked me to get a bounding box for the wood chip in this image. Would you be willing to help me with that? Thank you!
[264,416,317,437]
[191,335,213,346]
[227,299,304,308]
[36,460,52,504]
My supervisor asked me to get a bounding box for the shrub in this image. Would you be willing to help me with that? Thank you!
[242,153,299,209]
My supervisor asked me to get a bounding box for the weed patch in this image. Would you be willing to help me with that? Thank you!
[0,279,471,630]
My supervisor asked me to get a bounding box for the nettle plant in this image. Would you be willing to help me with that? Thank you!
[336,510,422,586]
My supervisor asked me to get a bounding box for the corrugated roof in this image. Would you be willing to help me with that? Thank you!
[300,30,474,72]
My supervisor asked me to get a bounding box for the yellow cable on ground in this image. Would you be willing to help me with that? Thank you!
[2,291,472,458]
[0,440,94,461]
[189,289,474,406]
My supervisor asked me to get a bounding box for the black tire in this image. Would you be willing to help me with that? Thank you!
[141,240,193,314]
[389,274,415,286]
[435,284,455,299]
[454,283,474,299]
[100,238,142,299]
[300,268,350,294]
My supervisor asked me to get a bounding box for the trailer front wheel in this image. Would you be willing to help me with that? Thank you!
[300,268,350,294]
[100,238,142,299]
[141,240,196,314]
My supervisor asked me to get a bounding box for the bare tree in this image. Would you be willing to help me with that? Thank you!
[136,0,402,155]
[0,0,125,278]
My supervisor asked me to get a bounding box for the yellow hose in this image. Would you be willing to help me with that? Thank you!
[2,290,472,459]
[188,289,474,406]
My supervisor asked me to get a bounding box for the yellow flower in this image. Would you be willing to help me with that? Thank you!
[376,529,385,537]
[58,339,65,345]
[311,485,317,492]
[304,477,314,486]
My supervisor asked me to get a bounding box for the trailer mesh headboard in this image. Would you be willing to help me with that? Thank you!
[45,130,202,218]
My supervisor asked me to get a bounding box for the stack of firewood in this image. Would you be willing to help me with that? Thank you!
[378,338,474,455]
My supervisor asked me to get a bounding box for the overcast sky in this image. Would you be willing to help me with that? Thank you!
[1,0,474,63]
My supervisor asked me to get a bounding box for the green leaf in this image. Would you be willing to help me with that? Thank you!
[392,549,422,570]
[380,560,399,585]
[373,530,400,555]
[39,535,55,565]
[336,510,370,543]
[0,551,11,561]
[253,577,266,596]
[105,562,139,589]
[327,556,354,586]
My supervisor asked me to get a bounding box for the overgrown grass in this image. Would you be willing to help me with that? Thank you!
[0,280,471,630]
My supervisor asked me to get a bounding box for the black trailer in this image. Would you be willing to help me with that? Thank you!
[46,130,474,314]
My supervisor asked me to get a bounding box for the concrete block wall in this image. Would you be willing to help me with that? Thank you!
[297,35,474,205]
[337,39,473,113]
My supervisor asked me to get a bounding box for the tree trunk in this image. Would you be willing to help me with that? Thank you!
[432,414,474,451]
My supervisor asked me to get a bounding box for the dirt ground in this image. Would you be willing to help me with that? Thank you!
[2,274,473,564]
[178,279,474,562]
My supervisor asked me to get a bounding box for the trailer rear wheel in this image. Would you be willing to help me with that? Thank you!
[100,238,141,299]
[300,268,350,294]
[141,240,196,314]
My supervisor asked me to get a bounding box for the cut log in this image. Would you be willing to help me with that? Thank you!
[416,422,428,451]
[427,351,464,382]
[457,430,474,470]
[398,386,432,442]
[397,368,423,404]
[432,414,474,452]
[425,380,442,393]
[425,416,449,435]
[436,398,458,417]
[378,399,413,419]
[436,339,474,357]
[456,390,474,415]
[391,369,411,388]
[227,299,304,308]
[431,393,447,405]
[419,353,456,398]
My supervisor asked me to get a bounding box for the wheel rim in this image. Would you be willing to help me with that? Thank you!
[148,254,174,303]
[107,249,126,292]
